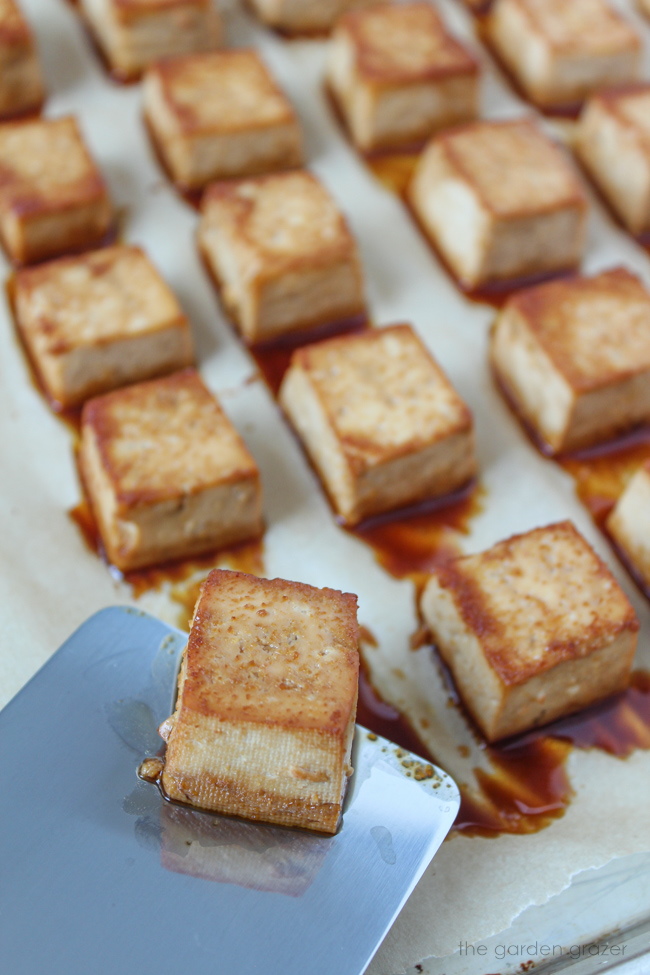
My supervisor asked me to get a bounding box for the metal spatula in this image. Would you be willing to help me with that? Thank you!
[0,607,459,975]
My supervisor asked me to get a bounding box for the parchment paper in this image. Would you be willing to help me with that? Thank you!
[2,1,650,972]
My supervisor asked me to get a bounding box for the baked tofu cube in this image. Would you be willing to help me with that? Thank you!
[490,268,650,455]
[640,0,650,18]
[79,0,222,80]
[0,0,45,119]
[13,245,194,410]
[409,119,588,290]
[327,2,480,153]
[249,0,375,34]
[143,50,303,191]
[485,0,641,110]
[279,324,476,524]
[79,369,263,571]
[159,569,359,833]
[198,170,365,343]
[0,116,113,265]
[420,521,639,742]
[607,461,650,589]
[576,86,650,237]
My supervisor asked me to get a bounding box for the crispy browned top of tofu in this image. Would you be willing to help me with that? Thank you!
[505,268,650,391]
[181,569,359,735]
[14,245,186,351]
[82,369,258,508]
[337,2,478,84]
[433,521,639,685]
[434,119,587,218]
[149,50,296,135]
[0,116,107,213]
[506,0,641,55]
[202,170,357,276]
[589,85,650,152]
[290,324,472,468]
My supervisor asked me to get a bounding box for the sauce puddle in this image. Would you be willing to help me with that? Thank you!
[357,657,650,837]
[346,481,485,596]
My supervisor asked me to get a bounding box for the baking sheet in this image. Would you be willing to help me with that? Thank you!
[2,0,650,972]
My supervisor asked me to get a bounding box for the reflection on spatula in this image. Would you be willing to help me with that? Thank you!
[0,607,460,975]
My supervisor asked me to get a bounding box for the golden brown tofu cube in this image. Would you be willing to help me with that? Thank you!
[279,323,476,524]
[198,170,365,343]
[485,0,641,109]
[607,460,650,590]
[159,569,359,833]
[420,521,639,742]
[576,86,650,237]
[79,369,263,572]
[0,0,45,119]
[249,0,375,34]
[490,268,650,455]
[79,0,222,80]
[0,116,113,265]
[408,119,588,290]
[13,245,194,409]
[327,2,480,153]
[143,50,304,191]
[640,0,650,19]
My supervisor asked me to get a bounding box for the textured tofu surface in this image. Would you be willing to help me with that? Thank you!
[160,569,359,832]
[80,369,263,569]
[409,119,587,288]
[490,268,650,453]
[13,245,194,407]
[335,2,478,84]
[577,86,650,235]
[145,50,297,136]
[143,50,303,187]
[486,0,641,107]
[0,0,44,118]
[426,119,585,219]
[493,0,640,56]
[421,521,639,740]
[80,0,222,77]
[0,116,112,264]
[327,2,479,151]
[607,461,650,587]
[280,324,476,523]
[198,170,365,341]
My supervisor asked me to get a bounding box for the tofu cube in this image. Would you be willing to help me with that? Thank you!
[279,323,476,524]
[485,0,642,110]
[490,268,650,455]
[408,119,588,290]
[143,50,304,191]
[159,568,359,833]
[0,0,45,119]
[420,521,639,742]
[607,461,650,589]
[79,369,263,571]
[198,170,365,343]
[249,0,375,34]
[327,2,480,153]
[0,116,113,265]
[640,0,650,18]
[79,0,222,80]
[576,86,650,237]
[13,245,194,410]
